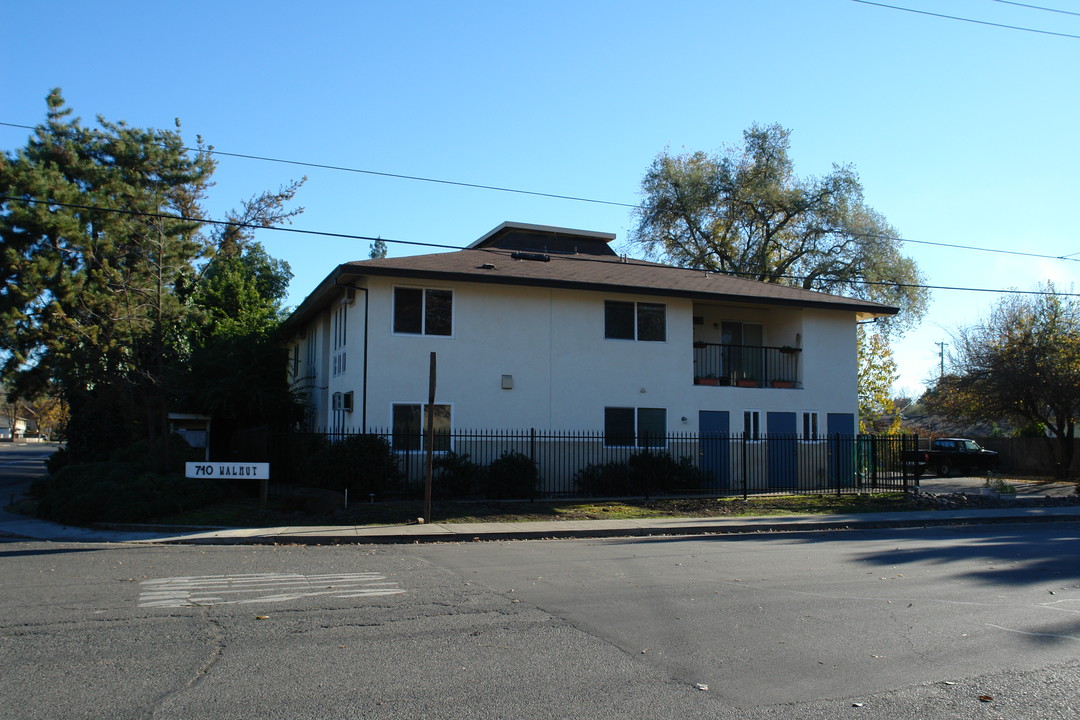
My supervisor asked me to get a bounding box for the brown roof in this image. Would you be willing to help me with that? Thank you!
[288,246,898,329]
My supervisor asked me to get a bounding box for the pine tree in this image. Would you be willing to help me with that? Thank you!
[0,90,303,464]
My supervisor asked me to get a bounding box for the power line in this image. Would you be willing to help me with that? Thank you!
[0,121,636,210]
[850,0,1080,39]
[207,148,639,209]
[0,194,457,251]
[3,120,1078,264]
[862,232,1080,263]
[3,194,1078,298]
[990,0,1080,18]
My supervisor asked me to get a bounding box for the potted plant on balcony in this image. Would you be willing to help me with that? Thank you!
[770,379,795,388]
[694,373,721,386]
[735,378,759,388]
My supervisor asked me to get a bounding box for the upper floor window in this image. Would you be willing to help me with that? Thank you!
[604,301,666,342]
[394,287,452,336]
[305,328,318,380]
[333,304,348,350]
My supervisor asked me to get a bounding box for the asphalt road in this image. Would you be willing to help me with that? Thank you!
[0,442,54,504]
[2,523,1079,719]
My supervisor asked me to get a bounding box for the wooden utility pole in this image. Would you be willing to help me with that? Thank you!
[423,352,436,524]
[935,341,947,379]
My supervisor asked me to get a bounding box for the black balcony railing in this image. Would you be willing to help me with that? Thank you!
[693,343,800,388]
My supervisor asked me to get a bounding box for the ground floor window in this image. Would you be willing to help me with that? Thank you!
[743,410,761,441]
[801,411,821,441]
[604,407,666,447]
[392,403,451,452]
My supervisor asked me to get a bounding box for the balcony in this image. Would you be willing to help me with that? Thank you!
[693,343,801,388]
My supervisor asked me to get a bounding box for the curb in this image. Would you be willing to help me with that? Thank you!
[139,510,1080,546]
[6,505,1080,546]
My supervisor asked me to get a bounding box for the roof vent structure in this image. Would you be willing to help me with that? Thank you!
[511,252,550,263]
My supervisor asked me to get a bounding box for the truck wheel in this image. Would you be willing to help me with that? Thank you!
[937,463,951,478]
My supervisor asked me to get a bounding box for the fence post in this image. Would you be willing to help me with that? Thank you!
[870,435,878,488]
[835,435,842,498]
[742,432,749,500]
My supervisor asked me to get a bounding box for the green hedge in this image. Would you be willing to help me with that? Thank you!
[33,461,230,526]
[574,451,707,496]
[432,451,539,499]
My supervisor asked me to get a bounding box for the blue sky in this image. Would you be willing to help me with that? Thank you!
[3,0,1079,394]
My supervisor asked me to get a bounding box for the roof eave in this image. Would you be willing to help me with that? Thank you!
[333,264,898,316]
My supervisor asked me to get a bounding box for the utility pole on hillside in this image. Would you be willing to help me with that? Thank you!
[935,341,947,379]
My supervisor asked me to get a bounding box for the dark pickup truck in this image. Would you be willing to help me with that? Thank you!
[904,437,999,478]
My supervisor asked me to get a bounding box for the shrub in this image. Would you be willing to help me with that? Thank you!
[433,451,484,498]
[297,434,403,498]
[110,434,203,473]
[34,461,230,526]
[45,446,70,475]
[482,451,539,499]
[574,459,632,496]
[575,451,706,496]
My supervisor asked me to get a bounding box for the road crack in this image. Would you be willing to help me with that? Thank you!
[139,609,225,719]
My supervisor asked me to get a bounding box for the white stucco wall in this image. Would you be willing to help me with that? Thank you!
[296,277,862,433]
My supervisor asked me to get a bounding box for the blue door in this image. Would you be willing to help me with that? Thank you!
[827,413,856,488]
[699,411,730,489]
[767,412,797,488]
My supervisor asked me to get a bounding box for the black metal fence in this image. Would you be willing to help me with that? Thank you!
[266,428,919,500]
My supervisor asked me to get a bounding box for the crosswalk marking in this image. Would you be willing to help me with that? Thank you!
[138,572,404,607]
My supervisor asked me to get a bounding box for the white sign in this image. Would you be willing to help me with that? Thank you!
[185,462,270,479]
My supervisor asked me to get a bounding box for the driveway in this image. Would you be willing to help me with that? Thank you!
[917,474,1077,497]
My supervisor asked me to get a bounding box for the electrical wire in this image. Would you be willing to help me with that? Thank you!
[4,120,1077,264]
[2,194,1077,298]
[989,0,1080,18]
[850,0,1080,39]
[0,194,456,251]
[0,121,636,210]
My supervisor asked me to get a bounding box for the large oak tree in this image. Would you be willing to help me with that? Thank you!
[631,123,927,326]
[632,124,928,420]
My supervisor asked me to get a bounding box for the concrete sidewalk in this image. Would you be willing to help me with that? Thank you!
[3,502,1080,546]
[3,467,1078,546]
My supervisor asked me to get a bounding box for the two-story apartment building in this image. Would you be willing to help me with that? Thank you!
[285,222,897,490]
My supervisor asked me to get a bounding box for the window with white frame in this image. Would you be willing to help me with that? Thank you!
[604,407,667,447]
[801,411,821,442]
[604,301,666,342]
[333,304,348,348]
[305,328,318,381]
[332,305,348,377]
[394,287,453,336]
[742,410,762,442]
[392,403,451,452]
